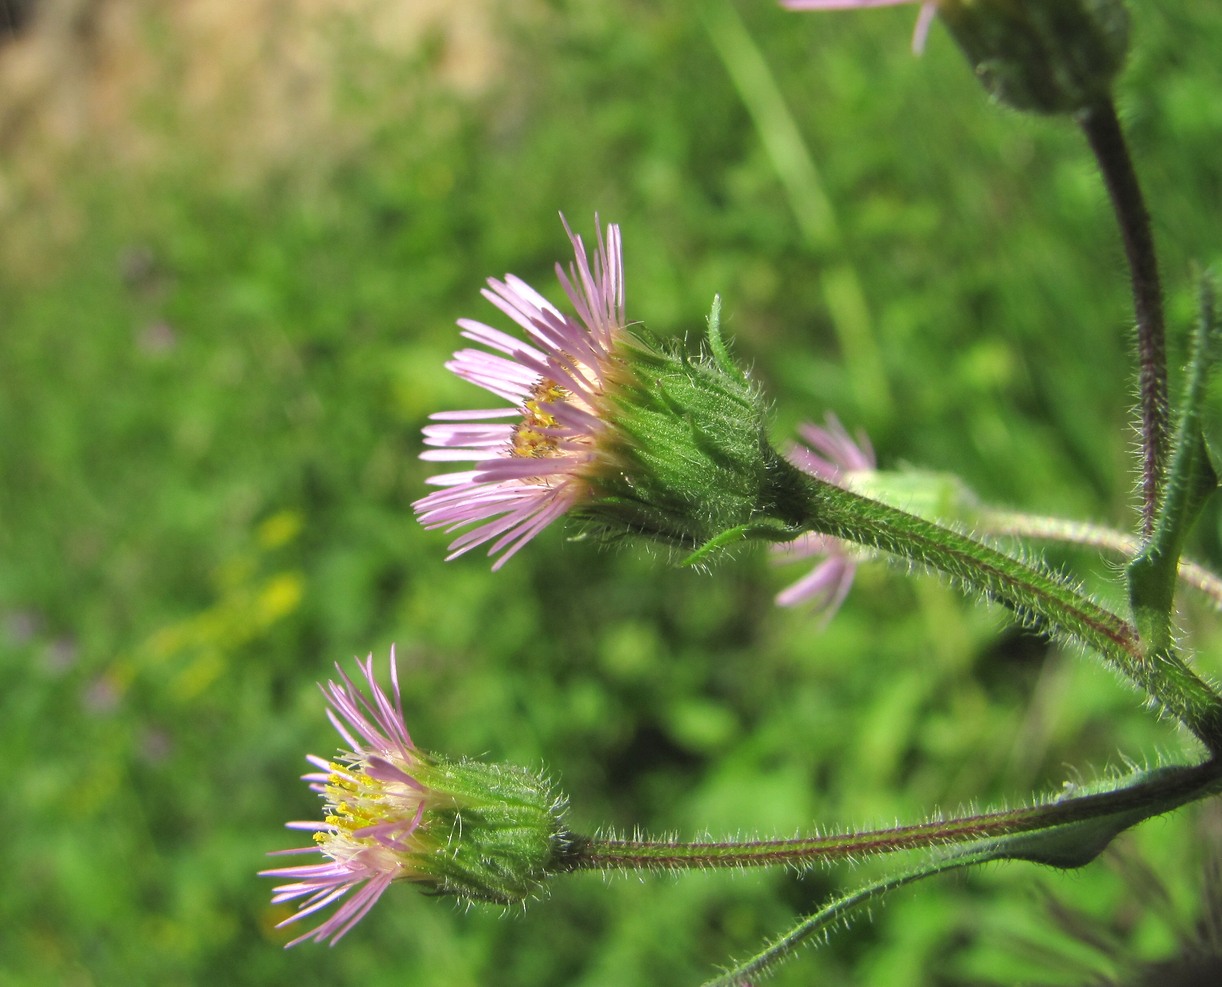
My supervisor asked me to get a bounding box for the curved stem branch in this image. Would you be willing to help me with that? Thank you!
[794,478,1222,750]
[1078,98,1168,536]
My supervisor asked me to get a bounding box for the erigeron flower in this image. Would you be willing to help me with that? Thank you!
[262,648,569,946]
[415,221,814,567]
[413,217,624,569]
[774,415,875,615]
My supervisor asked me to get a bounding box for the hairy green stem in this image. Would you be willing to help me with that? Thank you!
[1078,98,1168,536]
[792,477,1222,749]
[560,760,1221,875]
[1128,279,1221,653]
[696,761,1222,986]
[702,855,979,987]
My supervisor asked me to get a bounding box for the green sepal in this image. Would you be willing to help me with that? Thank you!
[680,518,801,568]
[705,294,745,383]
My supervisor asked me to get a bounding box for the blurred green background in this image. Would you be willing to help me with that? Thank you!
[3,1,1222,984]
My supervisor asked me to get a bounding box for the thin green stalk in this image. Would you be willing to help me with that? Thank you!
[977,509,1222,608]
[702,854,985,987]
[701,0,891,415]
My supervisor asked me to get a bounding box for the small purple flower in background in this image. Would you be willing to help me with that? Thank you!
[261,649,431,946]
[781,0,938,53]
[413,217,625,569]
[787,413,875,481]
[774,532,860,614]
[774,415,876,616]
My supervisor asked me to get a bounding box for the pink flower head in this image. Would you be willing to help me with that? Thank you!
[774,415,876,616]
[414,217,625,569]
[781,0,938,54]
[261,648,429,946]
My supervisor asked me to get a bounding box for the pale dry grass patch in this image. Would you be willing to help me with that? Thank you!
[0,0,501,271]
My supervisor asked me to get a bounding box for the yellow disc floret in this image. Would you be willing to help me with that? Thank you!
[512,379,569,458]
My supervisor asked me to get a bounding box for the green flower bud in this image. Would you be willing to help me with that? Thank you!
[938,0,1131,114]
